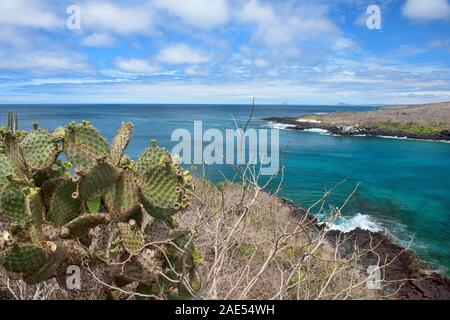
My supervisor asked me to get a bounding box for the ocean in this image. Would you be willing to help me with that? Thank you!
[1,104,449,274]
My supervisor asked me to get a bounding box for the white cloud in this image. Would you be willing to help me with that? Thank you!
[0,0,61,29]
[253,58,269,68]
[239,0,337,48]
[0,52,91,74]
[81,33,115,47]
[403,0,450,20]
[157,44,211,64]
[82,2,154,35]
[153,0,229,29]
[114,58,159,74]
[185,65,209,76]
[332,38,358,51]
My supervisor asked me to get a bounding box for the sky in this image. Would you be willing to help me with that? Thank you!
[0,0,450,105]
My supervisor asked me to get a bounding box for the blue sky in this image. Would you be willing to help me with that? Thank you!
[0,0,450,104]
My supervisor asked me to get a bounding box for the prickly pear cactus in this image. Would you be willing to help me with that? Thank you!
[20,128,58,171]
[0,113,196,299]
[64,121,110,170]
[104,169,140,221]
[0,243,47,274]
[136,140,193,218]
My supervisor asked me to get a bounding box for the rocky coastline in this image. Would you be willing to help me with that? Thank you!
[264,116,450,141]
[281,199,450,300]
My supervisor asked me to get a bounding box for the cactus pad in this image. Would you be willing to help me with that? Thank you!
[0,243,47,274]
[0,154,15,192]
[64,122,110,170]
[20,129,57,171]
[117,222,145,254]
[139,167,183,217]
[46,179,82,226]
[86,197,101,213]
[78,161,121,201]
[110,122,133,166]
[62,213,111,238]
[0,185,28,225]
[104,170,141,221]
[135,142,171,176]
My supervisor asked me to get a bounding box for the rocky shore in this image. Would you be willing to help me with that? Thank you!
[264,116,450,141]
[281,199,450,300]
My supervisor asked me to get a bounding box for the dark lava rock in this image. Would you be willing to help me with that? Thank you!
[325,228,450,300]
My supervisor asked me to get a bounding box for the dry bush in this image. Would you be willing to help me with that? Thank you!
[178,173,389,300]
[0,267,64,300]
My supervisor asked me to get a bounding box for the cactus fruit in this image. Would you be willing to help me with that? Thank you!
[0,115,196,298]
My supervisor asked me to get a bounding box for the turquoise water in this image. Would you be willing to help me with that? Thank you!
[1,104,449,274]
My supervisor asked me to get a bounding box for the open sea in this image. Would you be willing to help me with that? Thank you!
[1,104,449,275]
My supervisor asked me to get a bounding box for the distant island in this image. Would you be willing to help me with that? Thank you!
[265,102,450,141]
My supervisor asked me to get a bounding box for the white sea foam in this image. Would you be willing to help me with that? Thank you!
[327,213,383,233]
[265,122,296,130]
[379,135,408,140]
[378,135,450,144]
[297,118,322,123]
[303,128,329,134]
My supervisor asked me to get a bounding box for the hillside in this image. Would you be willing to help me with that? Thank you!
[265,102,450,141]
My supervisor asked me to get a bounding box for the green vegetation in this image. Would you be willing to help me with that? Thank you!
[0,112,195,298]
[375,121,447,135]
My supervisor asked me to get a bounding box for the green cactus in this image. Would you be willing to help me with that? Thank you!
[104,169,141,221]
[64,122,110,170]
[28,187,44,243]
[0,243,47,274]
[20,128,58,171]
[62,213,111,238]
[4,133,30,179]
[46,179,82,226]
[110,122,133,166]
[86,197,101,213]
[1,185,28,225]
[136,141,193,218]
[78,160,121,201]
[139,168,181,217]
[0,154,15,193]
[0,114,196,296]
[117,222,145,255]
[134,140,171,175]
